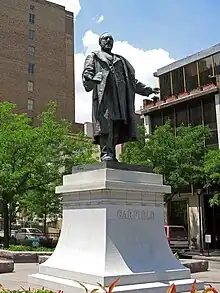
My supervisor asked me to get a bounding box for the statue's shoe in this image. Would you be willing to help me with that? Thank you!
[101,154,114,161]
[101,154,119,162]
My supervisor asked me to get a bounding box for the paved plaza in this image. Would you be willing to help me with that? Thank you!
[0,262,219,292]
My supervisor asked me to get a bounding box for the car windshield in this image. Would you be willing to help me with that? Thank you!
[170,227,188,240]
[28,228,42,234]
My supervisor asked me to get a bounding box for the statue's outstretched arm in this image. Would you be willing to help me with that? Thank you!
[135,80,153,97]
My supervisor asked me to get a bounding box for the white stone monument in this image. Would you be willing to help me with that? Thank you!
[29,162,204,293]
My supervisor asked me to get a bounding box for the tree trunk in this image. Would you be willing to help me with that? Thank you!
[43,213,47,234]
[3,200,9,248]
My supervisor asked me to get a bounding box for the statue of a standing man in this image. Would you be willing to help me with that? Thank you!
[82,33,159,162]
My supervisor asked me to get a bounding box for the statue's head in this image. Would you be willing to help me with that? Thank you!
[99,32,114,52]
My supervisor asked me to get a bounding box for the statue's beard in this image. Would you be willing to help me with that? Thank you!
[102,43,113,51]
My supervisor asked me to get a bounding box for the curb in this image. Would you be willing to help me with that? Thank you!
[190,255,220,263]
[181,259,209,273]
[0,259,14,273]
[38,255,50,264]
[0,250,52,263]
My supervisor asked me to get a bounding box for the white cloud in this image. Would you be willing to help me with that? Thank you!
[51,0,81,17]
[75,30,175,123]
[96,15,104,24]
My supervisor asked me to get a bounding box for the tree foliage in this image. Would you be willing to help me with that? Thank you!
[204,149,220,207]
[120,122,211,198]
[20,183,62,233]
[0,102,96,247]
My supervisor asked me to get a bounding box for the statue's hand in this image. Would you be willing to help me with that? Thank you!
[152,87,160,95]
[93,72,103,83]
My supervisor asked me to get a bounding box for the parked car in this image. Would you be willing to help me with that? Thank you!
[165,225,189,251]
[15,228,45,241]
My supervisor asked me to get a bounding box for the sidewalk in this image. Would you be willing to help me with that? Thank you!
[183,250,220,262]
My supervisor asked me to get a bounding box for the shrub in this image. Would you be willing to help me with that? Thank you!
[0,286,57,293]
[6,245,54,252]
[0,279,218,293]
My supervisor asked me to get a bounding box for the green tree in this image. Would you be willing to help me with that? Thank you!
[120,122,210,200]
[204,149,220,206]
[0,102,95,247]
[20,183,62,233]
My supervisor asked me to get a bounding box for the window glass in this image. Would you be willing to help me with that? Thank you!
[185,62,198,91]
[28,46,35,56]
[29,13,35,24]
[159,73,172,99]
[175,104,188,126]
[151,112,162,132]
[29,30,35,40]
[172,68,185,95]
[188,99,202,126]
[163,107,174,126]
[203,95,217,130]
[198,57,213,86]
[213,53,220,75]
[206,130,218,147]
[28,81,34,92]
[28,99,34,110]
[170,227,188,240]
[28,63,35,73]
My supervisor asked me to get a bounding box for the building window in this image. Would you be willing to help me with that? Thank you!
[198,57,213,86]
[27,99,34,111]
[28,117,34,126]
[203,95,217,130]
[29,13,35,24]
[163,107,174,127]
[28,81,34,92]
[213,53,220,75]
[29,29,35,40]
[172,67,185,95]
[184,62,198,92]
[175,104,188,127]
[151,112,162,132]
[206,130,218,147]
[28,63,35,73]
[28,46,35,56]
[188,99,202,126]
[159,73,172,100]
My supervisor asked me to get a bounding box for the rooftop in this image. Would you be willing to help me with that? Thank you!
[33,0,73,14]
[155,43,220,77]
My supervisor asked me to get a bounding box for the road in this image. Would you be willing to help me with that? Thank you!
[193,261,220,291]
[0,261,219,291]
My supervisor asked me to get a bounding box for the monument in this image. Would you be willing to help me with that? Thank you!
[29,33,204,292]
[82,32,159,162]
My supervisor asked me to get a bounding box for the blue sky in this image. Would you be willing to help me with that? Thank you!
[75,0,220,59]
[53,0,220,122]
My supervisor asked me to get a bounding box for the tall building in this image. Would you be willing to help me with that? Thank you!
[0,0,77,125]
[139,43,220,249]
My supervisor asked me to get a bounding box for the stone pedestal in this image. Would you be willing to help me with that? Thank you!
[29,162,204,293]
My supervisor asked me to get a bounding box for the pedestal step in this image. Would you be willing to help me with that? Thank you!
[29,273,204,293]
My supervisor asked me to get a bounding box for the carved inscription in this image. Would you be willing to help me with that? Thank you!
[117,209,155,220]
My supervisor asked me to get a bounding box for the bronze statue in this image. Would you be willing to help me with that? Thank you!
[82,32,159,162]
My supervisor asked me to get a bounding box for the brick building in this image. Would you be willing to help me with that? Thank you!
[139,43,220,249]
[0,0,81,129]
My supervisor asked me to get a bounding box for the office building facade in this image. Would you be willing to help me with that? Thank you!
[0,0,77,124]
[139,43,220,249]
